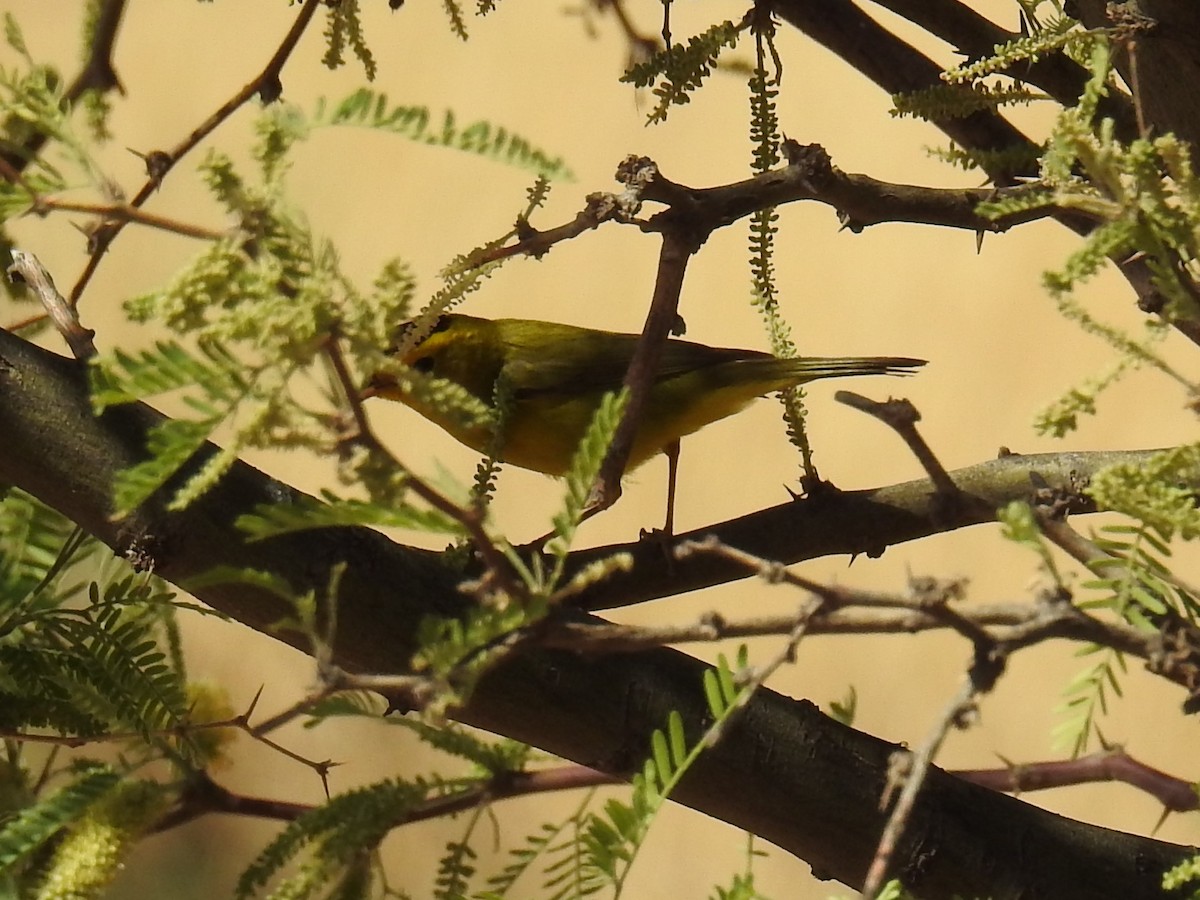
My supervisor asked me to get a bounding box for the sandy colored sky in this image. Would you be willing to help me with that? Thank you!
[2,2,1198,897]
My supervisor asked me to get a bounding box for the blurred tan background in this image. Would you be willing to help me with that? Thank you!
[3,2,1198,897]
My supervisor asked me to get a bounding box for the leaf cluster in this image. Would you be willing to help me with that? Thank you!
[952,39,1200,436]
[0,491,232,897]
[1055,521,1193,755]
[621,20,744,124]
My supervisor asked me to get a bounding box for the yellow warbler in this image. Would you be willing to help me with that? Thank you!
[364,314,924,528]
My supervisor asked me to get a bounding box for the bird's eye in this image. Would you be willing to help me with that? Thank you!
[412,356,435,373]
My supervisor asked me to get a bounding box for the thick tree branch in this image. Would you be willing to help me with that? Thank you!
[772,0,1039,184]
[638,144,1054,235]
[775,0,1200,348]
[869,0,1137,140]
[563,446,1160,610]
[1073,0,1200,148]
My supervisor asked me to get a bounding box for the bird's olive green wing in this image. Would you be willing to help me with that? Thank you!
[499,322,766,398]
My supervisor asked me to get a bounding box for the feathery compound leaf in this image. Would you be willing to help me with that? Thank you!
[235,491,462,541]
[312,89,573,179]
[892,82,1047,120]
[321,0,376,80]
[926,140,1043,175]
[48,602,189,741]
[436,818,481,900]
[621,20,743,123]
[487,824,563,897]
[0,490,81,604]
[0,766,119,874]
[90,340,248,412]
[546,390,629,560]
[942,20,1084,84]
[236,779,426,899]
[1053,646,1124,756]
[384,717,529,774]
[110,418,216,518]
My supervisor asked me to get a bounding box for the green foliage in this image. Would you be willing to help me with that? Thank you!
[436,806,482,899]
[0,491,194,753]
[1164,854,1200,896]
[322,0,377,80]
[50,587,191,742]
[0,490,88,612]
[925,140,1043,176]
[236,778,427,899]
[891,83,1047,121]
[0,14,98,184]
[1088,446,1200,540]
[709,835,771,900]
[0,765,118,876]
[621,20,744,124]
[1056,521,1192,755]
[235,489,464,541]
[312,89,573,180]
[966,38,1200,436]
[997,500,1065,585]
[382,717,530,776]
[744,22,811,477]
[0,19,74,227]
[91,113,417,513]
[1054,641,1124,757]
[941,18,1082,85]
[545,389,629,564]
[1001,496,1198,757]
[578,710,694,895]
[1082,523,1191,625]
[895,10,1082,175]
[580,650,752,897]
[482,795,596,899]
[35,778,167,900]
[469,375,516,515]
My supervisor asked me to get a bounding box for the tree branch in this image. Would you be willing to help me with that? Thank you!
[868,0,1137,140]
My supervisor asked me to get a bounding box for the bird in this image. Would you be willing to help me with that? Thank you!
[363,313,925,534]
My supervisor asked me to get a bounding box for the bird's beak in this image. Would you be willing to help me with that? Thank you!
[358,373,392,401]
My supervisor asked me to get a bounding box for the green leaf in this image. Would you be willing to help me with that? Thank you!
[0,766,119,873]
[312,89,573,179]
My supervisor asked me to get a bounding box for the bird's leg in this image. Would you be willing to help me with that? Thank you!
[663,438,680,537]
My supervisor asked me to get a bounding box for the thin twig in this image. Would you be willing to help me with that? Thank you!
[69,0,323,304]
[955,748,1199,813]
[33,198,227,241]
[7,251,96,360]
[593,219,699,515]
[834,392,957,497]
[863,676,981,896]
